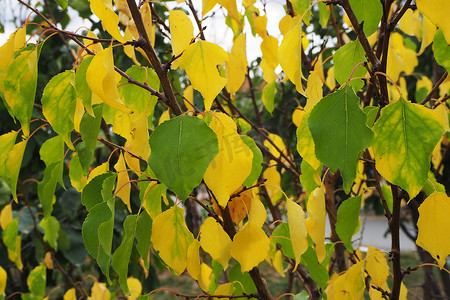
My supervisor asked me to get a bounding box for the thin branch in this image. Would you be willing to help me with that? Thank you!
[420,71,448,105]
[389,185,404,299]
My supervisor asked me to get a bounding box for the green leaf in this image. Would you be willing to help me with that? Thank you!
[333,40,366,91]
[294,291,309,300]
[423,171,446,196]
[291,0,311,24]
[228,263,257,295]
[75,56,94,115]
[241,135,263,186]
[318,2,330,27]
[56,0,68,10]
[139,180,165,219]
[271,223,295,259]
[2,218,19,252]
[372,98,445,197]
[112,214,138,295]
[0,131,18,186]
[136,210,152,269]
[119,66,160,114]
[381,184,393,213]
[41,70,77,148]
[2,46,40,137]
[26,264,46,298]
[151,206,194,275]
[78,104,103,174]
[82,198,115,283]
[307,86,373,193]
[68,153,84,192]
[433,29,450,72]
[262,81,277,114]
[81,172,117,211]
[38,161,64,216]
[301,246,329,290]
[148,115,219,200]
[348,0,382,36]
[39,216,60,250]
[300,160,321,196]
[363,106,378,128]
[335,195,362,251]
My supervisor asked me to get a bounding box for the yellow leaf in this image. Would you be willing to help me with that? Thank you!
[279,24,305,95]
[43,252,54,269]
[273,249,285,277]
[0,265,6,295]
[114,152,131,212]
[252,13,268,38]
[82,30,104,55]
[305,69,323,112]
[199,263,212,291]
[332,260,365,299]
[125,112,151,161]
[123,28,140,66]
[292,106,305,127]
[227,53,247,94]
[260,36,278,83]
[0,27,26,94]
[232,34,247,70]
[398,9,421,38]
[434,104,450,132]
[74,97,84,133]
[204,113,253,207]
[229,188,253,224]
[187,239,201,281]
[325,66,336,91]
[115,0,132,25]
[169,10,194,57]
[89,0,125,43]
[365,247,389,287]
[418,15,436,55]
[158,109,171,125]
[369,282,390,300]
[126,277,142,300]
[305,185,326,263]
[86,47,130,113]
[263,167,282,205]
[416,0,450,43]
[183,85,195,111]
[218,0,241,24]
[8,235,22,270]
[151,206,194,275]
[63,288,77,300]
[248,191,267,228]
[400,282,408,300]
[279,15,292,36]
[200,217,232,270]
[416,191,450,268]
[0,203,12,230]
[286,198,308,270]
[176,41,229,111]
[386,33,418,81]
[213,282,235,299]
[230,222,270,272]
[263,133,287,162]
[297,114,321,169]
[88,281,110,300]
[87,162,109,184]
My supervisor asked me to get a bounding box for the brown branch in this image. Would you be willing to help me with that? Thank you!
[420,71,448,105]
[126,0,182,116]
[387,0,413,31]
[389,185,404,299]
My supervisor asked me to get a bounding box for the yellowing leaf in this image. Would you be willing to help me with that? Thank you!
[151,206,194,275]
[279,15,292,36]
[263,133,287,162]
[187,239,201,281]
[248,192,267,228]
[305,69,323,112]
[86,47,130,113]
[273,249,285,277]
[416,0,450,43]
[183,85,195,111]
[252,13,268,37]
[365,247,389,287]
[213,282,235,299]
[230,222,270,272]
[83,30,104,55]
[0,27,26,96]
[0,265,6,295]
[416,191,450,268]
[279,24,305,95]
[325,66,336,91]
[398,9,421,38]
[63,288,77,300]
[124,112,151,161]
[228,188,253,224]
[0,203,12,230]
[218,0,240,24]
[204,113,253,207]
[88,281,110,300]
[418,15,436,55]
[199,263,212,291]
[286,199,308,270]
[386,33,418,81]
[200,217,232,270]
[331,260,365,299]
[87,162,109,184]
[169,10,194,57]
[202,0,218,15]
[305,185,326,263]
[292,106,305,127]
[296,113,321,169]
[114,152,131,212]
[126,277,142,300]
[89,0,125,43]
[176,41,229,111]
[43,252,53,269]
[263,167,282,205]
[227,53,247,94]
[261,36,278,82]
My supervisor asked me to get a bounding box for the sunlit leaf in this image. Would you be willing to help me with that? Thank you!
[386,33,418,81]
[88,0,125,42]
[416,0,450,43]
[0,203,12,230]
[230,222,270,272]
[126,277,142,300]
[149,115,218,200]
[200,217,232,270]
[279,24,305,94]
[169,10,194,57]
[88,281,110,300]
[307,86,373,193]
[204,113,253,207]
[416,191,450,268]
[176,41,229,110]
[263,167,282,205]
[329,260,365,299]
[365,246,389,287]
[64,288,77,300]
[151,206,194,275]
[305,185,326,263]
[286,199,308,270]
[372,98,445,197]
